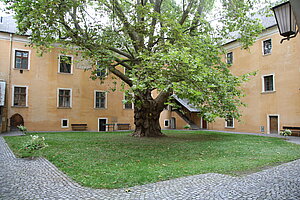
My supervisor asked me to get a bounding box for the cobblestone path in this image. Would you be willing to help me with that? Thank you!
[1,136,300,200]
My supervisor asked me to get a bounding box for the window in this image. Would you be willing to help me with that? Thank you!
[226,52,233,64]
[225,116,234,128]
[164,119,169,127]
[0,16,3,24]
[61,119,69,128]
[58,89,72,108]
[95,91,106,108]
[262,74,275,92]
[15,50,29,69]
[96,62,107,77]
[12,86,28,107]
[263,39,272,55]
[124,93,133,109]
[59,55,72,73]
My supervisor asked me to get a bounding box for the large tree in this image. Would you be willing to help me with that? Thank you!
[3,0,270,137]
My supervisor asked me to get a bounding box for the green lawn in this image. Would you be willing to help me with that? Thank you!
[4,130,300,189]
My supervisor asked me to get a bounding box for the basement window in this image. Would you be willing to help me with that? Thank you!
[61,119,69,128]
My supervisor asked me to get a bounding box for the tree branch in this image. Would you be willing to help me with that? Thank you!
[179,0,195,25]
[109,0,140,52]
[148,0,163,49]
[108,47,134,59]
[109,66,133,87]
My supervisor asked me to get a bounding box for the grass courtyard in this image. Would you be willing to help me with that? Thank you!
[4,130,300,189]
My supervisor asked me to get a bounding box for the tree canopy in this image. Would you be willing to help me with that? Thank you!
[2,0,272,136]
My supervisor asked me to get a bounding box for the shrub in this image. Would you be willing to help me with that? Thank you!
[21,135,48,151]
[183,124,191,129]
[280,129,292,136]
[17,125,27,133]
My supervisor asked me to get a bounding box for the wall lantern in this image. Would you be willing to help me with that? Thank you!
[272,1,298,43]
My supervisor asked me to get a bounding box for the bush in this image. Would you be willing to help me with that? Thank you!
[280,129,292,136]
[17,125,27,133]
[183,124,191,129]
[21,135,48,151]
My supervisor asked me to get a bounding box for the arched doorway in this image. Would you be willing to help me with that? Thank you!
[10,114,24,131]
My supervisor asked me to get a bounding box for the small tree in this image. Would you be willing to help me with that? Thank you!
[2,0,270,137]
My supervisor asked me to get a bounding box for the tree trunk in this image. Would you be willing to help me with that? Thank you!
[132,91,168,137]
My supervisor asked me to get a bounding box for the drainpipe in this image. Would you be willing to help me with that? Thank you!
[5,33,13,132]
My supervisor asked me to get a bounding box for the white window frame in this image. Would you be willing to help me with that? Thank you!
[12,85,29,107]
[13,48,31,70]
[226,52,233,64]
[267,114,280,134]
[96,62,108,78]
[164,119,170,128]
[262,38,272,56]
[94,90,107,109]
[98,118,108,132]
[57,88,72,108]
[58,54,73,74]
[225,117,234,128]
[61,119,69,128]
[123,93,134,109]
[261,74,275,93]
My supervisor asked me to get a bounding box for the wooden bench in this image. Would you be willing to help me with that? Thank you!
[104,124,115,131]
[282,126,300,136]
[117,123,131,130]
[71,124,88,131]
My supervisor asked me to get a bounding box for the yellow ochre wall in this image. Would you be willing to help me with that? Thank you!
[0,32,134,132]
[210,27,300,134]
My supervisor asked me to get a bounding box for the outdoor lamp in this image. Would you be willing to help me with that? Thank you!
[272,1,298,43]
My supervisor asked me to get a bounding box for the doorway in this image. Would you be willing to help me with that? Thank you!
[98,118,107,131]
[10,113,24,131]
[170,117,176,129]
[268,115,279,134]
[201,117,208,129]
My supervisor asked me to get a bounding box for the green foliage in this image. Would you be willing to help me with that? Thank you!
[17,125,27,133]
[1,0,273,122]
[21,135,48,151]
[5,131,300,188]
[183,124,191,129]
[280,129,292,136]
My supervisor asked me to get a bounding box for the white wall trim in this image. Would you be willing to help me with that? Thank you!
[261,73,276,93]
[12,85,29,107]
[225,117,235,128]
[164,119,170,127]
[94,90,107,109]
[61,119,69,128]
[58,54,74,74]
[262,38,272,56]
[13,48,31,70]
[57,88,72,108]
[267,114,280,134]
[98,118,108,131]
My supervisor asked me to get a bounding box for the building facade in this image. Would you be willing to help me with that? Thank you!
[161,20,300,134]
[0,16,299,134]
[0,23,135,132]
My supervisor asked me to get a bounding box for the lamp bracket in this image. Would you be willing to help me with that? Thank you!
[280,29,299,43]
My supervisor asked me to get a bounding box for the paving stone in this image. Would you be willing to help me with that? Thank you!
[1,134,300,199]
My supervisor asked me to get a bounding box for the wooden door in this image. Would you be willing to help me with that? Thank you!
[269,116,278,134]
[10,114,24,130]
[99,119,107,131]
[202,118,207,129]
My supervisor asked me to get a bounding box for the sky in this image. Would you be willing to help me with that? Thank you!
[0,0,281,17]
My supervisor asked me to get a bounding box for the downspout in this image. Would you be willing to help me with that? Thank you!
[5,33,13,131]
